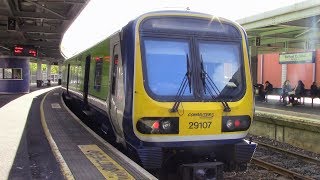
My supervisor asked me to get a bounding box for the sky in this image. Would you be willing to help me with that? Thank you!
[60,0,306,58]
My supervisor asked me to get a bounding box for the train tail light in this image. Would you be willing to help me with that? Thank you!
[222,116,251,132]
[137,117,179,134]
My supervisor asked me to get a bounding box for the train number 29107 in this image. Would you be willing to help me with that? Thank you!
[188,122,212,129]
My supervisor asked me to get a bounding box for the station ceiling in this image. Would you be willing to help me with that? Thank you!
[0,0,89,63]
[238,0,320,54]
[0,0,319,64]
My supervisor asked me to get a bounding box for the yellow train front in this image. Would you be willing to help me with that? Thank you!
[63,10,256,176]
[125,11,256,172]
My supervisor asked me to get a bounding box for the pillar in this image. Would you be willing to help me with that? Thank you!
[47,63,51,86]
[58,63,62,85]
[36,61,42,87]
[250,46,258,85]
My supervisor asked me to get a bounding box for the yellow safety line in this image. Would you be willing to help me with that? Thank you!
[40,90,75,180]
[79,144,135,180]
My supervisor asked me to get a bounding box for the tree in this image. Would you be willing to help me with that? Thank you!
[29,63,59,74]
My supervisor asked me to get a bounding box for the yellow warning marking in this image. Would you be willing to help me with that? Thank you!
[41,91,74,180]
[78,144,135,180]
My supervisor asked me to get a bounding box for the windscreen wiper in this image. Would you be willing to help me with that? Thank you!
[200,56,231,112]
[170,54,192,113]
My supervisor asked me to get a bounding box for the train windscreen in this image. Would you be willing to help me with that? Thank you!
[140,16,245,101]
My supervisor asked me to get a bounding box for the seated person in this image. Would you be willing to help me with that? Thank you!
[310,82,318,97]
[282,80,292,105]
[263,81,273,101]
[288,80,305,106]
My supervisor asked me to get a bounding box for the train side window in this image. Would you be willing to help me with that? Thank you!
[77,65,81,84]
[111,54,118,95]
[0,68,3,79]
[94,58,103,90]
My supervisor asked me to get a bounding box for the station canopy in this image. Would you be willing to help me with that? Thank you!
[0,0,89,64]
[237,0,320,54]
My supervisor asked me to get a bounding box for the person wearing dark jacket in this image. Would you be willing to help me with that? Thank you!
[310,82,318,97]
[263,81,273,102]
[295,80,305,98]
[288,80,305,106]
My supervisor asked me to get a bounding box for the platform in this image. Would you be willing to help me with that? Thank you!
[252,96,320,154]
[1,87,319,179]
[0,87,156,180]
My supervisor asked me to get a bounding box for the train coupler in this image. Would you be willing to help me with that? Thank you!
[179,162,224,180]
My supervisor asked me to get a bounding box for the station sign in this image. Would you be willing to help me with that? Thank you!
[13,45,38,57]
[279,51,315,64]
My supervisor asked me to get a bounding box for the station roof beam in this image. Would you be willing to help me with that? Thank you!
[237,0,320,53]
[0,0,90,64]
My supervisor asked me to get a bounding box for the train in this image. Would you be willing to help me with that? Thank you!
[61,10,256,177]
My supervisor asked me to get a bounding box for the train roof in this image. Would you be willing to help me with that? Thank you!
[62,10,242,61]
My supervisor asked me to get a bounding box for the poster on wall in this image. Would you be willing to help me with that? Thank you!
[279,51,315,64]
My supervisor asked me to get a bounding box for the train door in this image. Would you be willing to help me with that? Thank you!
[109,34,125,144]
[83,55,91,109]
[66,64,70,94]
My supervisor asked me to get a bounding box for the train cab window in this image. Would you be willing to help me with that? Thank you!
[94,58,103,90]
[0,68,3,79]
[198,40,244,99]
[142,38,192,98]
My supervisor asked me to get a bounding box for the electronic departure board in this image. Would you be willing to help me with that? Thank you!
[13,45,37,57]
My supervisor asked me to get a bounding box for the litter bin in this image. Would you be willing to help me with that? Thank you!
[254,84,264,95]
[36,80,42,87]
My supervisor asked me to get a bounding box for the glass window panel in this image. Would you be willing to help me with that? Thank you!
[94,59,103,90]
[4,68,12,79]
[144,39,192,97]
[0,68,3,79]
[13,68,22,79]
[199,41,243,98]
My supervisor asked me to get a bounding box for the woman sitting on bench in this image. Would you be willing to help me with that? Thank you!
[282,80,292,105]
[287,80,305,106]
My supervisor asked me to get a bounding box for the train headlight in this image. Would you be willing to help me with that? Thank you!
[226,119,234,130]
[222,116,251,132]
[161,120,171,130]
[136,117,179,134]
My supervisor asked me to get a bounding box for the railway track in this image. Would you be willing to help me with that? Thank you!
[252,140,320,180]
[251,158,314,180]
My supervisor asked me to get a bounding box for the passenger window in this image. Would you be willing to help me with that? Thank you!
[94,58,103,90]
[111,54,118,95]
[77,65,81,84]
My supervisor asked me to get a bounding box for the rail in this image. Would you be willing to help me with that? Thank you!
[251,158,314,180]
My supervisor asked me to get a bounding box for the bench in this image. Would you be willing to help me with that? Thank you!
[265,88,319,107]
[299,89,319,107]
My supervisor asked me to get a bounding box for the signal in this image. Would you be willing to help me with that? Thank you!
[13,45,38,57]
